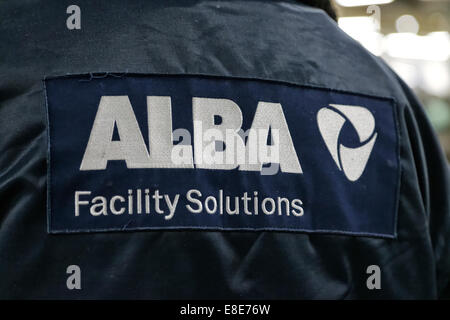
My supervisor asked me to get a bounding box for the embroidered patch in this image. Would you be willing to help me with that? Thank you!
[44,74,400,237]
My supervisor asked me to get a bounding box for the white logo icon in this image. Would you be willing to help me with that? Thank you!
[317,104,377,182]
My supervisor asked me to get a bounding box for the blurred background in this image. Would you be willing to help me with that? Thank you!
[334,0,450,159]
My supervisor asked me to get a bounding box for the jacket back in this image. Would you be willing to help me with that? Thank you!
[0,0,449,299]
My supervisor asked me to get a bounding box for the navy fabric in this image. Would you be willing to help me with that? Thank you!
[0,0,449,299]
[45,75,399,236]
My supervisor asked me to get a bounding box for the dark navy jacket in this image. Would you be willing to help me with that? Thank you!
[0,0,449,299]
